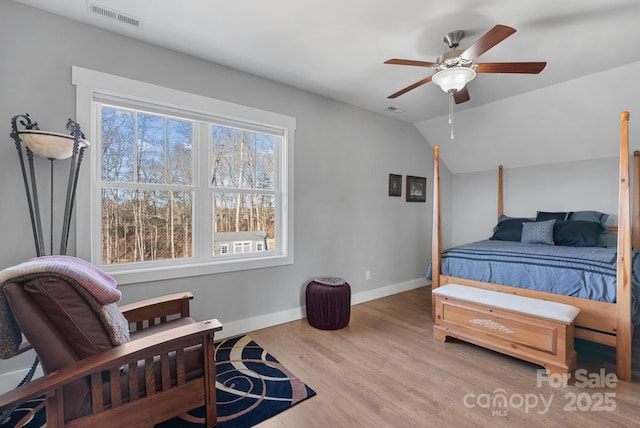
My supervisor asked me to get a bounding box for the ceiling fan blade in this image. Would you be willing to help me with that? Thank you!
[384,58,436,67]
[460,25,516,61]
[475,62,547,74]
[387,76,433,99]
[453,86,470,104]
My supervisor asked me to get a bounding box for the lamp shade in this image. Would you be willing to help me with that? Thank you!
[432,67,476,93]
[18,130,90,160]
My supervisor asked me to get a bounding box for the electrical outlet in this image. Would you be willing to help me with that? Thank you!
[365,270,371,280]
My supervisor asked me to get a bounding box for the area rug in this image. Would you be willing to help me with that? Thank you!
[0,335,316,428]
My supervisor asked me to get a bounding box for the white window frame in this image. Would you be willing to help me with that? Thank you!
[72,66,295,284]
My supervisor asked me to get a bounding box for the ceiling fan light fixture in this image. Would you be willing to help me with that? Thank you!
[432,67,476,93]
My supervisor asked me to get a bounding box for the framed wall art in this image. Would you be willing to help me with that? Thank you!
[388,174,402,197]
[406,175,426,202]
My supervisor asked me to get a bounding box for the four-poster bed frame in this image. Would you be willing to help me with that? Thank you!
[431,112,636,381]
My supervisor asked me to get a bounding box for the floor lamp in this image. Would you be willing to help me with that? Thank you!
[10,113,89,256]
[3,114,89,413]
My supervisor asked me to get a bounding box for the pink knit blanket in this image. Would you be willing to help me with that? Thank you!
[0,256,123,359]
[0,256,121,304]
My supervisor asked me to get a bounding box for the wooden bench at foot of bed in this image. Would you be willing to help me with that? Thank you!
[432,284,580,376]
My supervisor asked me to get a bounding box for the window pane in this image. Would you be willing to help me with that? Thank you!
[211,125,276,190]
[255,132,276,190]
[102,107,135,182]
[167,119,193,185]
[102,188,193,264]
[136,113,166,184]
[213,192,276,255]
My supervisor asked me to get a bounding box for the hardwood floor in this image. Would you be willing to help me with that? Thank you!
[247,286,640,427]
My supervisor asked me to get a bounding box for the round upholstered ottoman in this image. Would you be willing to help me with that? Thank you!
[305,277,351,330]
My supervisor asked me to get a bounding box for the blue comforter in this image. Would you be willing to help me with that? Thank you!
[427,240,640,324]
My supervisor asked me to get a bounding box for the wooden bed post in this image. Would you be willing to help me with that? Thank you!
[616,111,632,382]
[633,151,640,252]
[431,146,441,320]
[498,165,503,220]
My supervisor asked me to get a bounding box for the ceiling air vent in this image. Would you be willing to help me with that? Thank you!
[87,2,143,28]
[386,106,405,114]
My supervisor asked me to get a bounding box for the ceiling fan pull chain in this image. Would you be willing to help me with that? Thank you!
[449,92,454,139]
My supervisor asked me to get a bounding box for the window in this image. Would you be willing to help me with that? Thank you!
[234,241,251,253]
[73,67,295,284]
[100,107,195,264]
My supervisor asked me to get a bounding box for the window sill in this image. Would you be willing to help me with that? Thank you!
[102,254,293,285]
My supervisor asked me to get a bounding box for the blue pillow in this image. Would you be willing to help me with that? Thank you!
[536,211,570,221]
[490,217,535,242]
[521,220,556,245]
[553,220,606,247]
[568,211,609,232]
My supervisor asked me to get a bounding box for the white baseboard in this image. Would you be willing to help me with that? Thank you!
[0,278,428,390]
[351,277,428,305]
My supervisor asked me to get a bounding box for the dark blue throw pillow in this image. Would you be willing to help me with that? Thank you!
[536,211,570,221]
[490,217,534,242]
[553,220,606,247]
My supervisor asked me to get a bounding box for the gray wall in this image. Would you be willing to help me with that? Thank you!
[0,2,432,375]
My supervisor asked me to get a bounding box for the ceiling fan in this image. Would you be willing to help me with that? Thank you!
[384,24,546,104]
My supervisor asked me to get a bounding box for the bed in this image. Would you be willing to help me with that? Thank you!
[430,112,637,381]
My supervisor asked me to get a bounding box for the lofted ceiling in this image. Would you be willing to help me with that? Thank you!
[9,0,640,172]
